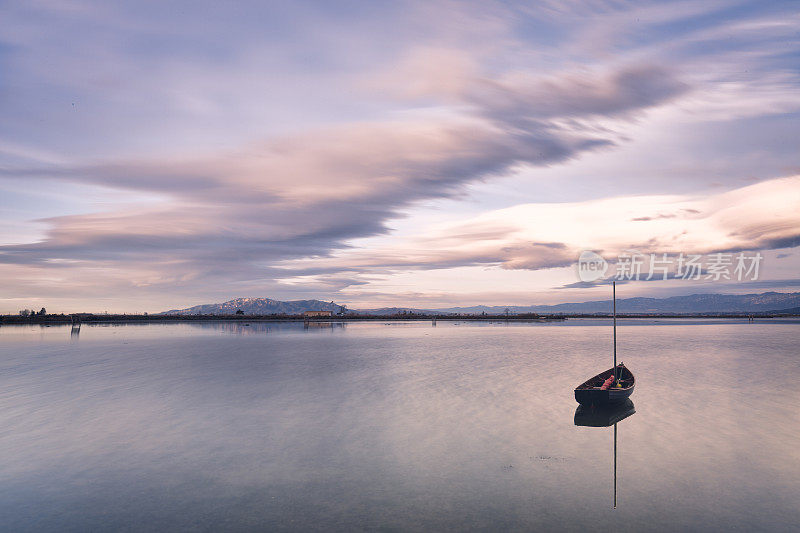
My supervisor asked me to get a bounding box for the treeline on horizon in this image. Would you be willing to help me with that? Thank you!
[1,311,796,324]
[1,311,549,323]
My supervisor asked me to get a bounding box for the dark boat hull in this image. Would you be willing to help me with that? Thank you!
[574,364,634,406]
[574,387,633,405]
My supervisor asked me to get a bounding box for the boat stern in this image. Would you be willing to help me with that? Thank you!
[575,388,609,405]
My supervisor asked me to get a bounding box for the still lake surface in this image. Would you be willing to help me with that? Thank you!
[1,319,799,532]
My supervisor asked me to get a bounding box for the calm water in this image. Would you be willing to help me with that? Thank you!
[0,319,798,532]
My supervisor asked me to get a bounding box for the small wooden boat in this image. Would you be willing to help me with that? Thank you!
[574,281,635,405]
[574,366,635,405]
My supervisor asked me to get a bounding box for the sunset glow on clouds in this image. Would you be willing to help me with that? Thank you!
[1,1,799,312]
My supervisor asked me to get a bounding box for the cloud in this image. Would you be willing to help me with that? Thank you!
[0,51,691,309]
[2,0,798,312]
[467,65,688,126]
[283,175,800,276]
[631,214,677,221]
[0,116,607,262]
[373,46,688,127]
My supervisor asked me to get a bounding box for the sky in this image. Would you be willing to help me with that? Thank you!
[1,0,799,313]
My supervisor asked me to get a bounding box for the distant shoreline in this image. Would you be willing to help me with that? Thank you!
[2,313,798,325]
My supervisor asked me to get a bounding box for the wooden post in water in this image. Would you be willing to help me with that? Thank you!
[70,314,81,337]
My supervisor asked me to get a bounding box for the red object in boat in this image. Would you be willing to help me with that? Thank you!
[600,376,615,390]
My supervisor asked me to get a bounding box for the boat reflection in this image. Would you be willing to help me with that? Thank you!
[574,399,635,427]
[574,400,635,509]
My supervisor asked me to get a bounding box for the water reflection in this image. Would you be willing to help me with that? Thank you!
[303,320,346,331]
[575,400,636,509]
[574,399,635,427]
[1,322,798,530]
[185,320,348,335]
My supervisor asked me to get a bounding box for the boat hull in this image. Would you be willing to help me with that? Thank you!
[574,364,634,406]
[574,385,634,405]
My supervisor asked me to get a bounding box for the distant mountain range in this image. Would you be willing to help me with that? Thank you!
[161,297,346,316]
[429,291,800,315]
[162,292,800,316]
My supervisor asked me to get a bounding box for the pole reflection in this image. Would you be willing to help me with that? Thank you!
[574,400,636,509]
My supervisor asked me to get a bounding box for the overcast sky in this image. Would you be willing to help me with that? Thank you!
[1,0,799,313]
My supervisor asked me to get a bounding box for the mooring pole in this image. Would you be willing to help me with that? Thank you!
[613,281,617,382]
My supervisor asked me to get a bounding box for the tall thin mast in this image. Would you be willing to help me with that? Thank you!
[613,281,617,381]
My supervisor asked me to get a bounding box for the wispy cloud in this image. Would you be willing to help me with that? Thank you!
[0,54,686,308]
[280,175,800,274]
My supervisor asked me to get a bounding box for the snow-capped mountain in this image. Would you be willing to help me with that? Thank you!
[161,298,345,315]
